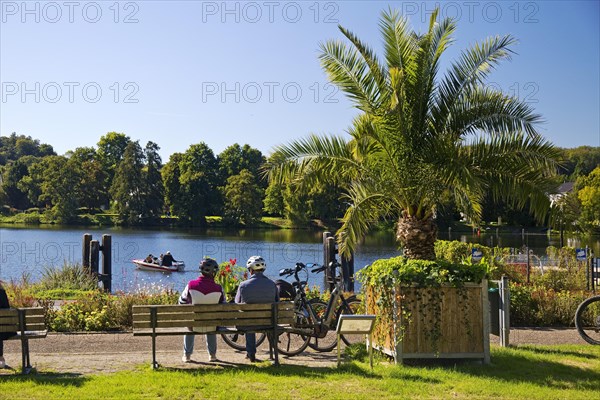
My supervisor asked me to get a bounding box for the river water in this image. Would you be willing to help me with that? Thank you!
[1,225,598,293]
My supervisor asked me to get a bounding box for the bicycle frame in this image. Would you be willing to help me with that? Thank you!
[282,262,353,337]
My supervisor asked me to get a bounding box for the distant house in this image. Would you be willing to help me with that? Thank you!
[549,182,575,206]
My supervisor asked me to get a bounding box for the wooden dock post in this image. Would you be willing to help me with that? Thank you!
[341,253,354,292]
[82,234,92,273]
[90,240,100,276]
[101,234,112,293]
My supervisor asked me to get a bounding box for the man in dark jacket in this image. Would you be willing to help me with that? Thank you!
[235,256,279,362]
[161,251,177,267]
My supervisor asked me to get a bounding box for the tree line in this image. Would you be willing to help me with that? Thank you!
[0,132,598,233]
[0,132,344,226]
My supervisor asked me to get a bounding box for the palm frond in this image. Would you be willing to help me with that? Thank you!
[379,8,415,71]
[337,184,392,256]
[338,26,389,103]
[319,41,380,112]
[433,34,517,135]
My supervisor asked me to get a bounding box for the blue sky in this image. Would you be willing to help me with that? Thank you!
[1,1,599,160]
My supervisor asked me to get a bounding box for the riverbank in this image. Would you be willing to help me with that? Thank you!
[0,212,337,230]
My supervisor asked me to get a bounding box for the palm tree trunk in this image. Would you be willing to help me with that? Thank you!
[396,213,438,260]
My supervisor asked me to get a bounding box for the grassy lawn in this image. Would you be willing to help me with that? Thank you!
[1,345,599,399]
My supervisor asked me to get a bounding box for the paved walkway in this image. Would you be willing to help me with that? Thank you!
[0,328,588,375]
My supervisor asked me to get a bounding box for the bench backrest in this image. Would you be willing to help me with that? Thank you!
[0,307,46,333]
[132,302,294,330]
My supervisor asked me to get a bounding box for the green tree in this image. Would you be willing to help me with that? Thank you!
[223,169,264,225]
[283,182,311,225]
[110,141,145,224]
[143,141,165,222]
[162,152,185,218]
[2,158,34,209]
[168,143,219,225]
[17,155,81,222]
[267,9,560,259]
[66,147,108,209]
[18,156,65,208]
[559,146,600,179]
[51,158,81,222]
[576,167,600,234]
[0,133,55,165]
[263,180,285,216]
[217,143,265,186]
[97,132,131,206]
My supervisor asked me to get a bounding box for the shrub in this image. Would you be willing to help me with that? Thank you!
[359,256,489,288]
[36,263,98,291]
[48,287,179,332]
[509,282,589,326]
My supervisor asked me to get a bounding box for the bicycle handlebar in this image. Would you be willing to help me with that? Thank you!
[310,265,327,274]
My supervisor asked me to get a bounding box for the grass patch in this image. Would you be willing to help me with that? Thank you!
[0,345,599,399]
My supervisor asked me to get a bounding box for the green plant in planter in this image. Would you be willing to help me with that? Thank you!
[358,256,489,353]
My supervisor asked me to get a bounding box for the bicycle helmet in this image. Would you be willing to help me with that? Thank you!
[246,256,266,271]
[199,258,219,276]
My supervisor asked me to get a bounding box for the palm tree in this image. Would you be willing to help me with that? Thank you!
[266,8,560,260]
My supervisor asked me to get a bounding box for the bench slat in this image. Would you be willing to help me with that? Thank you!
[0,310,18,317]
[133,309,284,322]
[133,317,276,329]
[20,307,45,315]
[0,325,18,332]
[133,315,294,329]
[133,302,291,314]
[24,315,46,324]
[133,325,289,337]
[23,323,47,331]
[0,316,19,324]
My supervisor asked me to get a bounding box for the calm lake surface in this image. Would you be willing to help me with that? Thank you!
[1,225,598,293]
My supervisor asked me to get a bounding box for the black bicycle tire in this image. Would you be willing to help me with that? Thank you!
[338,299,364,346]
[276,331,310,356]
[222,332,267,351]
[575,295,600,345]
[307,299,338,352]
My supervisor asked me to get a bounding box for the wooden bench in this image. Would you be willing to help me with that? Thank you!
[0,307,48,374]
[132,302,294,368]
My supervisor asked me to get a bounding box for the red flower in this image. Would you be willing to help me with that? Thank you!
[230,258,237,266]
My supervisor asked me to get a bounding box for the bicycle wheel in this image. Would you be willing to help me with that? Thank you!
[575,295,600,345]
[222,332,267,351]
[276,330,310,356]
[337,298,366,346]
[276,307,311,356]
[307,299,338,352]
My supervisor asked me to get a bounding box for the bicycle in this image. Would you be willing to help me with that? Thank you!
[574,294,600,345]
[275,261,363,356]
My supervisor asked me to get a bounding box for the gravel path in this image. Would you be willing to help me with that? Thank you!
[0,328,588,375]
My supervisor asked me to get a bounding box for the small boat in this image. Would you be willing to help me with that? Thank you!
[132,259,186,272]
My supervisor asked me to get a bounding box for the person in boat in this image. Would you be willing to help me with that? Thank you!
[161,251,177,267]
[235,256,279,363]
[0,280,17,369]
[179,258,225,363]
[144,254,154,263]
